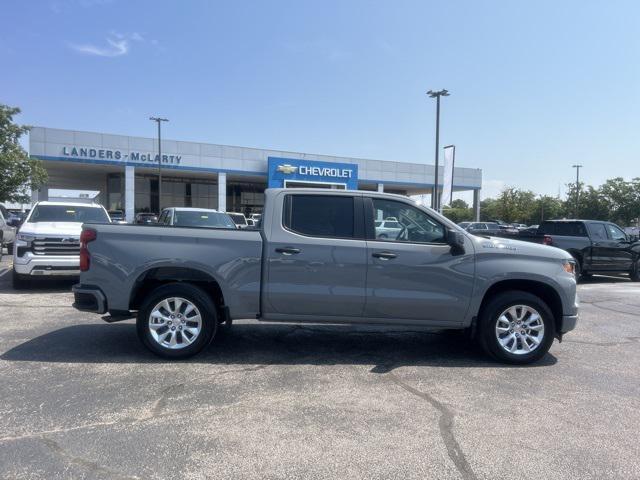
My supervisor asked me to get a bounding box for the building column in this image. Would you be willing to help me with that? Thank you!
[377,183,384,193]
[473,188,480,221]
[218,172,227,212]
[125,166,135,223]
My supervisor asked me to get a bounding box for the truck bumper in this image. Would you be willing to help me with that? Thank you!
[72,284,107,314]
[559,314,578,334]
[14,253,80,276]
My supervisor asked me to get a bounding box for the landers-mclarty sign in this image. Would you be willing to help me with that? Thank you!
[61,146,182,165]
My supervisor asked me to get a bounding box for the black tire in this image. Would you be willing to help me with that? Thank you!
[136,282,218,359]
[6,243,13,255]
[12,269,31,290]
[478,290,555,365]
[631,260,640,282]
[378,234,388,239]
[569,255,583,283]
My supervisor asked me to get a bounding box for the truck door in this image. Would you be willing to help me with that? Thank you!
[263,192,367,318]
[363,197,475,324]
[587,222,614,270]
[603,223,634,270]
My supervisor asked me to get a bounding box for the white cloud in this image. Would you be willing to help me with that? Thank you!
[69,32,143,57]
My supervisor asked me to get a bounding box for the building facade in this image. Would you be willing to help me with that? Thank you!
[29,127,482,222]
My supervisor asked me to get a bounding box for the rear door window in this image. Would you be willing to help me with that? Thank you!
[283,195,355,238]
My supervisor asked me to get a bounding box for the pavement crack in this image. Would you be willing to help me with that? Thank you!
[138,383,185,421]
[37,436,141,479]
[582,301,638,317]
[565,337,640,347]
[386,371,478,480]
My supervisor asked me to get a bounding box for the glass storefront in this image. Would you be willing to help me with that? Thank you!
[226,181,265,215]
[108,173,221,214]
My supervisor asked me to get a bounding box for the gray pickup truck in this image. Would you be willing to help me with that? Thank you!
[73,189,579,364]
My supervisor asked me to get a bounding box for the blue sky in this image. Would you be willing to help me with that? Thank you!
[2,0,639,200]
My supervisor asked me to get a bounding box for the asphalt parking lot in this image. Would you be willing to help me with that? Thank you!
[0,252,639,480]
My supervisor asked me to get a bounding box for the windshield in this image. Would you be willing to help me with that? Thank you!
[173,211,236,229]
[228,213,247,225]
[28,205,110,223]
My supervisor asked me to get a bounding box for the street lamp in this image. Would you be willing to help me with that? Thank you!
[150,117,169,212]
[427,89,450,210]
[572,164,583,217]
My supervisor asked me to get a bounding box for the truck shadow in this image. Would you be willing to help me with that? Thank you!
[0,322,557,369]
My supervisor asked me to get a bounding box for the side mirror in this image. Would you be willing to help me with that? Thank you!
[446,228,466,254]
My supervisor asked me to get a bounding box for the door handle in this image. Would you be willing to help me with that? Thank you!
[593,242,601,246]
[275,247,301,255]
[372,251,397,260]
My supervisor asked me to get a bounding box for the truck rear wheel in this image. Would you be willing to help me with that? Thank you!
[478,290,555,365]
[137,283,217,359]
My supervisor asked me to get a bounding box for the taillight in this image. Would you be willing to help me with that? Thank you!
[543,235,552,246]
[80,228,97,272]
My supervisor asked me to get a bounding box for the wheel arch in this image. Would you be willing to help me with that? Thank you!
[478,279,563,335]
[129,266,228,321]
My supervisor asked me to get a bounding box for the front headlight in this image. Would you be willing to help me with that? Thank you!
[562,259,576,275]
[17,233,35,244]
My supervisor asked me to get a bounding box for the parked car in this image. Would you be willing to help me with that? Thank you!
[0,204,17,254]
[226,212,249,229]
[13,200,111,289]
[73,189,578,364]
[158,208,236,229]
[108,210,127,224]
[375,217,403,239]
[135,213,158,224]
[463,222,514,236]
[536,220,640,280]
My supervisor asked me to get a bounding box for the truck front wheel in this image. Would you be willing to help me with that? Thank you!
[478,290,555,365]
[137,283,218,359]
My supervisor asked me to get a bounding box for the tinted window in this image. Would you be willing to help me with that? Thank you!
[588,223,607,240]
[173,211,236,229]
[284,195,354,238]
[539,222,587,237]
[606,224,626,241]
[29,205,110,223]
[372,199,446,243]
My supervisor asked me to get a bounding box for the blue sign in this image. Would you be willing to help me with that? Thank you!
[267,157,358,189]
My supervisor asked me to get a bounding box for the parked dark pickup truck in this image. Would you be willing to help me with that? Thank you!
[488,220,640,281]
[73,189,579,364]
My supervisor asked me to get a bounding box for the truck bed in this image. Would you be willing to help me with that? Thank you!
[80,223,263,318]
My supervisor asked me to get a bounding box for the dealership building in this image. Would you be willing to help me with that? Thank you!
[28,126,482,222]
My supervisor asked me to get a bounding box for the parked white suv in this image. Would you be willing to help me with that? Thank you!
[0,204,17,256]
[13,201,110,288]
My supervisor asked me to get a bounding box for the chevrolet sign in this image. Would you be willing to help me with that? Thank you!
[268,157,358,189]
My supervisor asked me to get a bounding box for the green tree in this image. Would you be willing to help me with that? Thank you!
[599,177,640,225]
[0,105,47,203]
[530,195,564,224]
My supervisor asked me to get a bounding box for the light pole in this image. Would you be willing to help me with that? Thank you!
[150,117,169,212]
[427,89,450,210]
[572,164,583,217]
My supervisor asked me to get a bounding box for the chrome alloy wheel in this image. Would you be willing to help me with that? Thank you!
[148,297,202,349]
[495,305,545,355]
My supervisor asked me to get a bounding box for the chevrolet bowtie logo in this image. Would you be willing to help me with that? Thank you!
[276,164,298,174]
